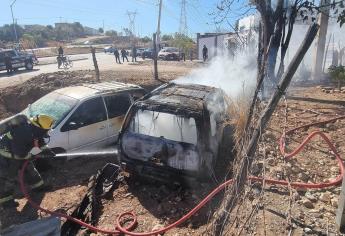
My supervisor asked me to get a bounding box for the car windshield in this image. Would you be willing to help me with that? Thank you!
[129,109,198,145]
[163,48,178,52]
[23,92,78,128]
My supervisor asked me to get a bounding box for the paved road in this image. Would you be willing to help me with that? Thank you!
[0,53,146,88]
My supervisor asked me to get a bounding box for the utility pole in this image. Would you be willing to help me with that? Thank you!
[156,0,163,50]
[311,0,330,81]
[179,0,188,36]
[102,20,105,35]
[10,0,18,43]
[153,33,159,81]
[91,47,100,82]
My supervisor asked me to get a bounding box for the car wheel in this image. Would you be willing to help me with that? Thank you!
[25,61,33,70]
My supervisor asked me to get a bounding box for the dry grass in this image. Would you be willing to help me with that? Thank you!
[225,91,252,150]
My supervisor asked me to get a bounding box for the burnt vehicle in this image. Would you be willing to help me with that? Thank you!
[118,82,234,183]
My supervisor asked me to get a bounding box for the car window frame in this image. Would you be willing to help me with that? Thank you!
[103,92,133,119]
[61,96,108,132]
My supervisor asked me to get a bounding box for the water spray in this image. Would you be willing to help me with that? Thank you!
[54,148,119,159]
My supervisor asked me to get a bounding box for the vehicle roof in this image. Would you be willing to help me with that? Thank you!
[0,49,15,53]
[135,82,224,117]
[53,81,143,100]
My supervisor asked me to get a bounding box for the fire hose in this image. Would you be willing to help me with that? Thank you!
[19,115,345,235]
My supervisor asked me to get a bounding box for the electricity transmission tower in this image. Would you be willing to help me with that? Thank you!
[179,0,188,36]
[126,10,137,37]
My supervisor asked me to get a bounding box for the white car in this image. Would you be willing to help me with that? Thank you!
[22,82,145,154]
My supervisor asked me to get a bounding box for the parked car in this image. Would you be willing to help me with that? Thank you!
[22,82,146,154]
[136,48,146,57]
[142,48,154,59]
[158,47,180,61]
[118,82,234,183]
[0,49,35,72]
[104,46,115,53]
[129,48,145,57]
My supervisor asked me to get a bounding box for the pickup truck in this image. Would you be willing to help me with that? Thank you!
[0,49,35,72]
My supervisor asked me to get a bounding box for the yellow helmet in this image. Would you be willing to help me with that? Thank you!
[30,115,54,130]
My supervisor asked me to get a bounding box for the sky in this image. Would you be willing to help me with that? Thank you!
[0,0,254,37]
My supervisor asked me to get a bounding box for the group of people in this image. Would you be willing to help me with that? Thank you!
[113,46,137,64]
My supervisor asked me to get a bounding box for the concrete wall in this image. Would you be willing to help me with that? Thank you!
[197,34,231,60]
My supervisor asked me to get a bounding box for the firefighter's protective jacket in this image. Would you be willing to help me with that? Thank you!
[0,122,47,160]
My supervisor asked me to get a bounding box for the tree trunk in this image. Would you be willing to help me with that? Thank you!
[210,23,319,236]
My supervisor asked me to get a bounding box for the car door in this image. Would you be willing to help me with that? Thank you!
[61,96,108,151]
[10,50,23,69]
[103,93,132,144]
[0,52,5,70]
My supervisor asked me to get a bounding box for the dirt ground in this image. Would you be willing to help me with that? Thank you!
[223,85,345,235]
[0,69,345,235]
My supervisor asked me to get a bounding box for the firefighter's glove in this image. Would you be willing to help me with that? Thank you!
[37,149,56,158]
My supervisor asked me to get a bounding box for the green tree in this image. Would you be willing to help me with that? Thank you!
[98,27,104,34]
[329,65,345,90]
[170,33,194,52]
[141,36,151,43]
[0,24,24,41]
[161,34,173,41]
[72,22,85,37]
[105,30,118,37]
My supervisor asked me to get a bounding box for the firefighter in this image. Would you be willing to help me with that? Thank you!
[0,114,55,208]
[202,45,208,62]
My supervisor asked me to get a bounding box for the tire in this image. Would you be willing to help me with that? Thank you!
[25,61,33,70]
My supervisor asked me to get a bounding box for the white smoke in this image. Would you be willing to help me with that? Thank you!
[174,51,257,99]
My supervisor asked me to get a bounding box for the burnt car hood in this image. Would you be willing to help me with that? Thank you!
[121,131,200,172]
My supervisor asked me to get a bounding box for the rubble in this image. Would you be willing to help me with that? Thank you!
[301,198,314,209]
[319,192,331,203]
[305,192,317,202]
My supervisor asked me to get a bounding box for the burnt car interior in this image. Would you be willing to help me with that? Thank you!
[119,82,234,183]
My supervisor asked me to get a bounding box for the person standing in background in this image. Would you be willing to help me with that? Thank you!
[132,46,137,62]
[121,49,129,63]
[202,45,208,62]
[114,49,122,64]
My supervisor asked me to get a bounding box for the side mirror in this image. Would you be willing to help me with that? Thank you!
[68,122,79,130]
